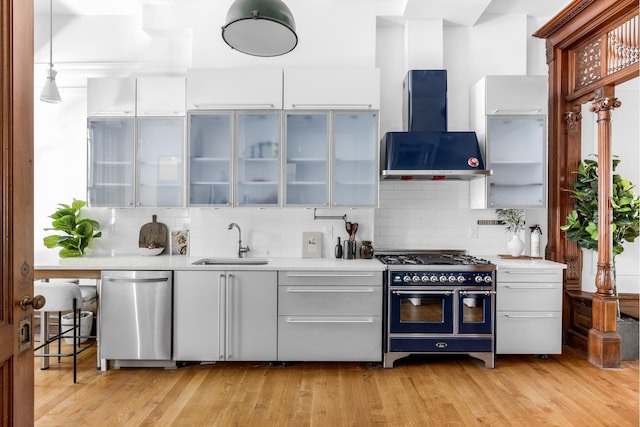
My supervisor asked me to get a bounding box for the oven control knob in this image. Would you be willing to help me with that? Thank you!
[412,275,421,283]
[430,276,439,282]
[484,276,493,283]
[457,276,466,283]
[403,275,412,283]
[448,276,457,283]
[474,276,484,283]
[421,275,429,283]
[439,276,448,283]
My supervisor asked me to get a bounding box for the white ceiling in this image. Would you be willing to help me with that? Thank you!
[34,0,573,22]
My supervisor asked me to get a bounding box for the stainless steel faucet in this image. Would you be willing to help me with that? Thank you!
[227,223,250,258]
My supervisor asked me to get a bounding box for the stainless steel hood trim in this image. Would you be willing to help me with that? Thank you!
[380,169,492,180]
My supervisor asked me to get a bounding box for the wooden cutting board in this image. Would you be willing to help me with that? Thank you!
[138,215,168,250]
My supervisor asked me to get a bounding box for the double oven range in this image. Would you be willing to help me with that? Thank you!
[377,250,496,368]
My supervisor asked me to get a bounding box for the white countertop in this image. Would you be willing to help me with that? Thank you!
[34,252,387,272]
[484,256,567,270]
[35,252,565,273]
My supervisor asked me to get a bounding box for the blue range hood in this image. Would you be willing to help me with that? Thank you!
[381,70,490,181]
[380,131,491,180]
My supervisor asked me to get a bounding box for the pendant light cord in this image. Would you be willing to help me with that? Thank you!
[48,0,53,70]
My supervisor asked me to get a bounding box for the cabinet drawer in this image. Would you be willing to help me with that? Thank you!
[278,316,382,361]
[496,311,561,354]
[497,269,562,283]
[497,282,562,311]
[279,285,381,315]
[278,270,381,286]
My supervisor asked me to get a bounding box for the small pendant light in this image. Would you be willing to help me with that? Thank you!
[41,0,61,103]
[221,0,298,57]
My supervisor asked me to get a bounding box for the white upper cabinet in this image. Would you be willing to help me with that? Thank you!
[283,68,380,110]
[483,75,547,114]
[87,78,136,116]
[470,76,547,209]
[186,68,283,110]
[137,77,186,116]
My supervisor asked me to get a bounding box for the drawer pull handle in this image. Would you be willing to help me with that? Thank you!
[286,273,375,278]
[503,313,556,318]
[291,103,373,109]
[286,317,374,324]
[193,103,275,108]
[287,288,374,293]
[503,270,557,275]
[504,285,555,289]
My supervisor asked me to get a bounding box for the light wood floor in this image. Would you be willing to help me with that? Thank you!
[35,343,638,427]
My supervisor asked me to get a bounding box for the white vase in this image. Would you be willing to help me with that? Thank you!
[507,234,524,257]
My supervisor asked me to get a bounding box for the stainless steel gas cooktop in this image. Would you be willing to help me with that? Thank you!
[376,250,494,272]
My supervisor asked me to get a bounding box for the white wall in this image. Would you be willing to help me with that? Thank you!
[579,79,640,294]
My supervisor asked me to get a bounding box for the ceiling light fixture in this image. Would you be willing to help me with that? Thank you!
[221,0,298,57]
[41,0,61,103]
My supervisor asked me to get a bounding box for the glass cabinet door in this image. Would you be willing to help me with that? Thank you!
[486,116,545,207]
[137,117,184,207]
[284,112,329,206]
[188,112,233,206]
[332,112,378,206]
[87,117,135,207]
[236,111,281,206]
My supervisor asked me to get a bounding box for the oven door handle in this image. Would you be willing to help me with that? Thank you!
[459,290,496,296]
[392,290,452,296]
[285,316,375,324]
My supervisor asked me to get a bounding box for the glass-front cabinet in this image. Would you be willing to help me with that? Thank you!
[485,116,545,207]
[236,112,281,206]
[87,118,135,207]
[188,113,233,205]
[283,111,378,207]
[188,111,281,207]
[137,117,185,207]
[284,112,329,206]
[87,77,186,208]
[333,112,378,207]
[470,75,547,209]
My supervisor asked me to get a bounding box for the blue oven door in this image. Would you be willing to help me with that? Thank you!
[389,289,454,334]
[457,290,494,334]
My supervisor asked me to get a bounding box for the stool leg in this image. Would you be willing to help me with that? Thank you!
[57,312,62,363]
[40,311,50,370]
[73,299,77,383]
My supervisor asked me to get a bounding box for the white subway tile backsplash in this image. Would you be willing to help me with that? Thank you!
[45,180,547,261]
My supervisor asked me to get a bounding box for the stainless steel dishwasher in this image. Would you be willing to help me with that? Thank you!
[99,270,174,369]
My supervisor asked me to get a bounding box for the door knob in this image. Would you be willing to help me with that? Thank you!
[19,294,46,311]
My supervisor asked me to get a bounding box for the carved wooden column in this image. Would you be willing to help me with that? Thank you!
[562,107,583,290]
[562,107,584,345]
[587,86,621,368]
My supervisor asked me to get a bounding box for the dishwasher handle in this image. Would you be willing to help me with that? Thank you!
[103,277,169,283]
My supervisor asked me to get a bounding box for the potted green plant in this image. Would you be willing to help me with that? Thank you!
[43,199,102,258]
[496,208,525,256]
[560,155,639,316]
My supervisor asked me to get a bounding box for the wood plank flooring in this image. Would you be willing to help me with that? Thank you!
[35,343,638,426]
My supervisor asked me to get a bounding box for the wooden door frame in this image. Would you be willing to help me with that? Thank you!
[1,0,35,424]
[534,0,639,368]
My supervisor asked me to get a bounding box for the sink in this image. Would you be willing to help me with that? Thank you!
[192,257,270,265]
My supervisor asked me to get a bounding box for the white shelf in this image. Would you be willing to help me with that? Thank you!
[287,181,326,185]
[191,181,229,185]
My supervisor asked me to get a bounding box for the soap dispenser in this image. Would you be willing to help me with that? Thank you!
[335,237,343,258]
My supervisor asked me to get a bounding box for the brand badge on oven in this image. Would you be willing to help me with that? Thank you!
[467,157,480,168]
